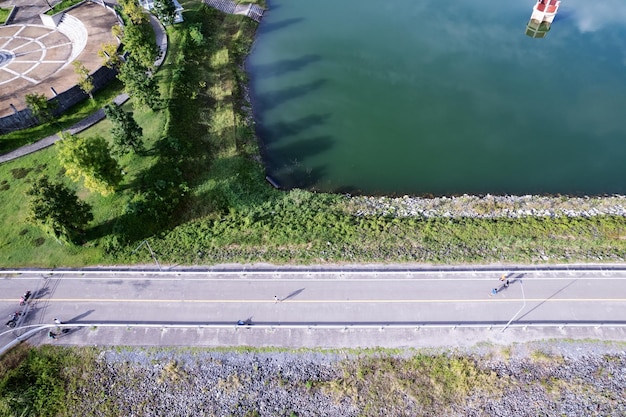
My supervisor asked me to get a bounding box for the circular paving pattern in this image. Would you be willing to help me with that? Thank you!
[0,2,120,119]
[0,50,15,68]
[0,24,74,88]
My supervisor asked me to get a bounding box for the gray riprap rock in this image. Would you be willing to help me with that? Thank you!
[67,343,626,417]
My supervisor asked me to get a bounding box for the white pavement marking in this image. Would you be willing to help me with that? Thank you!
[0,66,37,83]
[46,42,73,49]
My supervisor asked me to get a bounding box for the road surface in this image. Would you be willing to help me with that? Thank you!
[2,267,626,349]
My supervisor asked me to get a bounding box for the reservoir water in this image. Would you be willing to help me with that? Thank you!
[247,0,626,195]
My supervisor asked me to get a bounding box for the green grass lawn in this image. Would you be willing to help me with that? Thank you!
[45,0,83,15]
[0,7,11,24]
[1,0,626,267]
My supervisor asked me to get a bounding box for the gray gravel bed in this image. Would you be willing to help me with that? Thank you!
[344,194,626,219]
[67,341,626,417]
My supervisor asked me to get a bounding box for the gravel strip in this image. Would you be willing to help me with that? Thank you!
[66,341,626,417]
[343,194,626,219]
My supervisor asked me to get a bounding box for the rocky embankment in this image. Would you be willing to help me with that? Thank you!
[67,341,626,417]
[344,194,626,219]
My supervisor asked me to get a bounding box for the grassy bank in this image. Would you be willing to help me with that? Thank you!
[1,0,626,267]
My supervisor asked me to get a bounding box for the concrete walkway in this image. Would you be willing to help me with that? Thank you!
[0,14,169,165]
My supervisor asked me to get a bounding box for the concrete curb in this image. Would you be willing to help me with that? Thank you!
[2,263,626,276]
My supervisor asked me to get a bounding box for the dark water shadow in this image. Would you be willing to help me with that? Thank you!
[248,54,321,79]
[553,9,573,23]
[255,79,327,112]
[265,0,279,12]
[273,164,326,189]
[257,114,331,144]
[261,17,305,34]
[271,135,334,161]
[332,185,363,195]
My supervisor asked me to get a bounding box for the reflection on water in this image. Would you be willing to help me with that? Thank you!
[248,0,626,195]
[567,0,626,32]
[526,0,560,38]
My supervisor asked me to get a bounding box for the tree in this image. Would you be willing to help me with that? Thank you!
[57,134,123,196]
[98,42,122,70]
[25,92,57,123]
[111,24,123,40]
[121,23,160,69]
[73,61,94,99]
[27,176,93,243]
[153,0,177,26]
[103,103,144,154]
[189,23,205,47]
[119,0,148,25]
[117,56,162,110]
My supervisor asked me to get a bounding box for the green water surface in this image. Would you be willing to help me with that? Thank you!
[247,0,626,195]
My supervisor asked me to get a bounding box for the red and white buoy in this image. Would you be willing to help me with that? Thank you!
[526,0,561,38]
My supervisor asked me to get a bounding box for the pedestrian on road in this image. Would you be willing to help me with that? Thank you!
[500,274,507,281]
[274,295,280,303]
[53,318,62,325]
[48,331,57,340]
[491,288,498,296]
[504,280,510,288]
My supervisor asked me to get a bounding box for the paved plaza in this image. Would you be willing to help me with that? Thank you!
[0,0,118,116]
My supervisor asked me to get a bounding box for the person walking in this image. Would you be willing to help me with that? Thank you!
[274,295,280,303]
[53,318,62,325]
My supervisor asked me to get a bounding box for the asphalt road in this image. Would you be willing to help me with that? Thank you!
[2,267,626,349]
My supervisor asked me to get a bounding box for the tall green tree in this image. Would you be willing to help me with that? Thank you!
[117,56,162,110]
[57,134,123,196]
[73,61,94,99]
[27,176,93,243]
[118,0,148,24]
[25,92,57,123]
[121,22,159,69]
[153,0,177,26]
[103,103,144,154]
